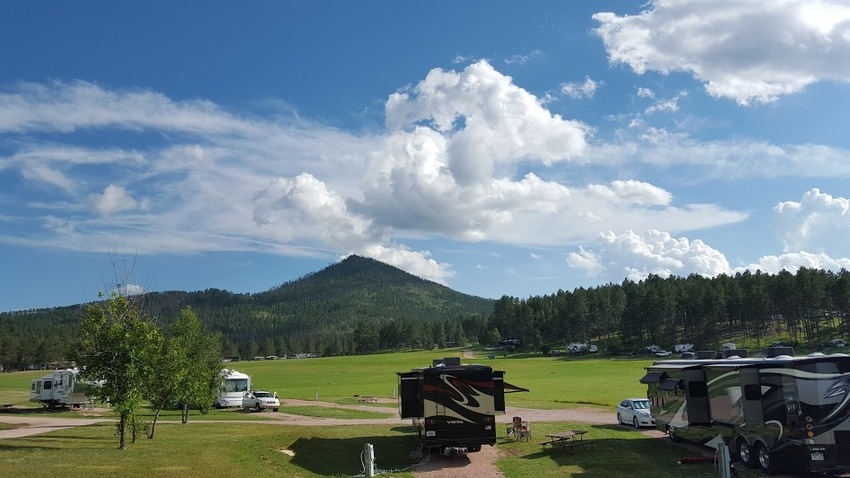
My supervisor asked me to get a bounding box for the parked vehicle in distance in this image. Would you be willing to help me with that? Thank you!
[30,368,97,408]
[655,350,672,357]
[617,398,655,428]
[828,338,846,348]
[242,390,280,412]
[213,369,251,408]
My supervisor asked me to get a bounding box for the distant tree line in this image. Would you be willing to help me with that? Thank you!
[2,265,850,370]
[489,268,850,353]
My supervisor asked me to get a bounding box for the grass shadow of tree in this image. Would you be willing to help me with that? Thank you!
[289,434,420,476]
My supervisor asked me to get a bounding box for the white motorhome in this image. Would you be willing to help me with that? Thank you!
[674,343,694,353]
[213,369,251,408]
[29,368,94,408]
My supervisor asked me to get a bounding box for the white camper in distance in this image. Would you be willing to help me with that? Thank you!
[674,343,694,353]
[29,368,94,408]
[213,369,251,408]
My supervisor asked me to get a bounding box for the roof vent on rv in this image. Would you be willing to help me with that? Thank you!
[722,349,747,359]
[766,346,794,358]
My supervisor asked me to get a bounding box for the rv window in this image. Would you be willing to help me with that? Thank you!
[687,381,706,398]
[43,380,52,390]
[743,384,761,401]
[658,378,680,392]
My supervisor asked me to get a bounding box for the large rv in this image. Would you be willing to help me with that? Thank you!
[397,359,528,453]
[29,368,95,408]
[213,369,251,408]
[642,349,850,475]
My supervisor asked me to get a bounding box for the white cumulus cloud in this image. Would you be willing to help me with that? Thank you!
[593,0,850,104]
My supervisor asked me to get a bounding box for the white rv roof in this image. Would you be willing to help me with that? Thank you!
[222,369,250,379]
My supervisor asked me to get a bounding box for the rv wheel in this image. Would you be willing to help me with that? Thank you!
[667,426,682,443]
[736,439,756,468]
[756,443,776,474]
[468,444,481,452]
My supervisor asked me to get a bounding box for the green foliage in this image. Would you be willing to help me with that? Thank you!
[144,306,222,437]
[78,293,163,449]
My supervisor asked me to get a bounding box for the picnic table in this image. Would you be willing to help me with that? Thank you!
[540,430,594,451]
[357,395,378,403]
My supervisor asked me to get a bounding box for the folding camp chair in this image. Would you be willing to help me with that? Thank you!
[512,416,531,441]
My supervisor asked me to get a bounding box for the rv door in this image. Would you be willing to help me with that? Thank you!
[683,368,711,425]
[739,368,764,426]
[40,379,53,401]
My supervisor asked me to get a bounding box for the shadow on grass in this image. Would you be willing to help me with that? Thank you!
[289,434,420,476]
[0,407,78,415]
[0,443,61,451]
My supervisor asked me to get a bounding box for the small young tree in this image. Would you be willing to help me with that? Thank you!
[170,306,222,424]
[78,292,162,450]
[145,306,223,437]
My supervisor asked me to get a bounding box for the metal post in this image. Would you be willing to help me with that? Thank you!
[364,443,375,478]
[716,443,731,478]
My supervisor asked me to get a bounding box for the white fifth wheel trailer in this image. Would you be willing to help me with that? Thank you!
[213,369,251,408]
[29,368,95,408]
[642,348,850,475]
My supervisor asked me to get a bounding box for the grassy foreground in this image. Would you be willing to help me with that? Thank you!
[0,420,715,478]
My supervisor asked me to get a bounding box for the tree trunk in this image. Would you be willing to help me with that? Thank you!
[118,412,127,450]
[182,403,189,424]
[148,406,163,439]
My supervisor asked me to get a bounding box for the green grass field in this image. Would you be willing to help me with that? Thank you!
[0,350,709,477]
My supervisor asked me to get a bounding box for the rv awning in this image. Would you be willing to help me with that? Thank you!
[639,371,665,384]
[503,381,529,393]
[658,378,681,391]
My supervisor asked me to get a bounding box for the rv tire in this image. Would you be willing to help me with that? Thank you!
[736,439,756,468]
[667,426,682,443]
[467,444,481,452]
[756,443,776,474]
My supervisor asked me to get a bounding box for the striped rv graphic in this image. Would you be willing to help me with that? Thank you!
[398,360,528,452]
[643,349,850,474]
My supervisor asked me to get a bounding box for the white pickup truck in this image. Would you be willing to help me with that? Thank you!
[242,390,280,412]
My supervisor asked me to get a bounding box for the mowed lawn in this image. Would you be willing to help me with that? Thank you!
[0,350,711,477]
[224,349,654,409]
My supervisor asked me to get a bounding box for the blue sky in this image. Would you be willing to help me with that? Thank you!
[3,0,850,311]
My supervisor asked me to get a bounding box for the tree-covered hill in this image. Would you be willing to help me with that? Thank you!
[0,255,495,368]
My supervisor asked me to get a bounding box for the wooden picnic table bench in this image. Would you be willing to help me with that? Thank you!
[357,395,378,403]
[0,404,13,412]
[541,430,594,451]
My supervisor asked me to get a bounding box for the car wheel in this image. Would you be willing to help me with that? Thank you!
[617,413,622,425]
[737,439,756,468]
[243,406,249,412]
[756,443,776,474]
[633,416,640,428]
[256,403,262,412]
[273,407,279,412]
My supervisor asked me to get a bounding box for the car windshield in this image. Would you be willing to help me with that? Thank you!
[255,391,272,398]
[633,400,650,410]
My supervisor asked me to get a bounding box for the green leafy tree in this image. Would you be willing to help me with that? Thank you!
[170,306,222,424]
[78,293,162,450]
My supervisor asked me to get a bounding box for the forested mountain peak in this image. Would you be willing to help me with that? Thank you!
[0,255,494,366]
[257,254,458,304]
